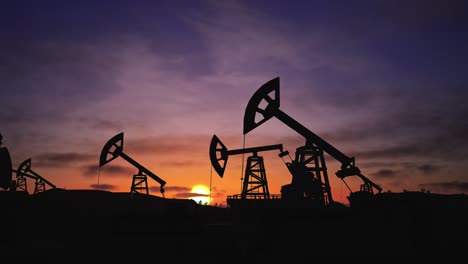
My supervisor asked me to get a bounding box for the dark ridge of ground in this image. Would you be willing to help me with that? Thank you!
[1,189,467,259]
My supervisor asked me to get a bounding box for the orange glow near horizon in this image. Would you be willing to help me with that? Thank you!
[190,184,211,205]
[11,144,366,207]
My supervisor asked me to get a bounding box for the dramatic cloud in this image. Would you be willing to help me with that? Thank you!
[2,1,466,203]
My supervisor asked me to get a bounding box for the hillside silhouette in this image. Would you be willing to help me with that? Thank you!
[1,188,467,258]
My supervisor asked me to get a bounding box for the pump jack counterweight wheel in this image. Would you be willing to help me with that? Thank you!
[244,77,280,135]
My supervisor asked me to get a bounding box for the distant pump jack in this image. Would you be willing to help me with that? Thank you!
[14,158,56,194]
[99,132,166,197]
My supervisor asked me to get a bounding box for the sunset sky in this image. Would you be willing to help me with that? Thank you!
[1,0,467,205]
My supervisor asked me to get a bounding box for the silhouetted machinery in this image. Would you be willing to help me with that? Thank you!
[99,132,166,197]
[0,133,13,191]
[244,77,382,206]
[14,158,56,194]
[210,134,287,199]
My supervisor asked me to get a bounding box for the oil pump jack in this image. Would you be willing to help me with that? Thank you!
[14,158,56,194]
[99,132,166,197]
[209,134,287,200]
[243,77,382,206]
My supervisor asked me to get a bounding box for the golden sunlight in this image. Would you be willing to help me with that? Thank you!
[190,184,211,205]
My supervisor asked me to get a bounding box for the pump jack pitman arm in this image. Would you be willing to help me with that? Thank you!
[243,77,382,193]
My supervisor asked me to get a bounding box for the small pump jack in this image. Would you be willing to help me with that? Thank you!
[210,134,288,199]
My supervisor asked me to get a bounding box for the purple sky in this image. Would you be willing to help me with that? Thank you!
[1,0,468,204]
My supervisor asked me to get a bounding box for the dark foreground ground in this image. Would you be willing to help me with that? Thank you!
[1,189,467,259]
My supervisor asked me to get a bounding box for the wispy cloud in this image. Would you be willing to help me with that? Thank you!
[90,183,116,191]
[158,185,209,199]
[174,192,198,199]
[76,117,125,131]
[159,160,195,167]
[81,164,135,178]
[34,152,95,168]
[417,164,442,174]
[371,169,398,179]
[418,181,468,194]
[126,134,210,155]
[1,40,124,140]
[161,186,191,193]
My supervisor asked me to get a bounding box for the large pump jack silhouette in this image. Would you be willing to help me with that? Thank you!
[210,134,287,199]
[244,77,382,205]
